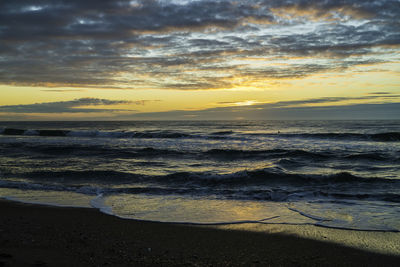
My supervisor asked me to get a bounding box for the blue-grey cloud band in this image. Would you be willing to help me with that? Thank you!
[0,98,149,113]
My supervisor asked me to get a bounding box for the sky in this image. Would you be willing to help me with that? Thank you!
[0,0,399,120]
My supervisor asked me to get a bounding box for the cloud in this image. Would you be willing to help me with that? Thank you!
[41,89,85,92]
[0,98,134,113]
[119,103,400,120]
[262,95,400,108]
[0,0,399,89]
[121,96,400,120]
[368,92,392,95]
[131,100,161,105]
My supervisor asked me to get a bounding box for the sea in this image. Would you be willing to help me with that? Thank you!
[0,120,399,232]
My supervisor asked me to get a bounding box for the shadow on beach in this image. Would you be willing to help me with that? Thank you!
[0,199,399,266]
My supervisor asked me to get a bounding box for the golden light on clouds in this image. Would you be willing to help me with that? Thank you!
[0,0,399,120]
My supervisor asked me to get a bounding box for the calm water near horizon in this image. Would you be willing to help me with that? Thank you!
[0,120,399,232]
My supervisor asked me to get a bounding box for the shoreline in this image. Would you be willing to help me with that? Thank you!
[0,199,399,266]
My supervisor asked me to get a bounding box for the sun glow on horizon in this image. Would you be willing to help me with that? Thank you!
[0,0,399,120]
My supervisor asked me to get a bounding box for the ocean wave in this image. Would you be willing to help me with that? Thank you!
[0,179,103,195]
[343,153,390,161]
[2,142,395,163]
[4,168,398,187]
[210,130,234,135]
[12,170,144,183]
[0,143,186,159]
[251,132,400,142]
[205,148,331,160]
[1,176,399,204]
[0,128,194,139]
[0,179,291,202]
[1,127,399,142]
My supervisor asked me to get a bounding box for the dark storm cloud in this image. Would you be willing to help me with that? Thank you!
[0,0,399,89]
[0,98,133,113]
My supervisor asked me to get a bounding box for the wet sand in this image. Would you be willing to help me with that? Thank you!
[0,200,399,266]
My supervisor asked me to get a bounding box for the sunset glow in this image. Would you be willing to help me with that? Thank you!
[0,0,399,120]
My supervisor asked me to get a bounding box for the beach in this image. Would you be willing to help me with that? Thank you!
[0,199,399,266]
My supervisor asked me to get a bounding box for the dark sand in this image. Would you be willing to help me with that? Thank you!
[0,200,399,266]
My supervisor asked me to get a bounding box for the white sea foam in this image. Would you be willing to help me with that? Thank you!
[90,194,114,215]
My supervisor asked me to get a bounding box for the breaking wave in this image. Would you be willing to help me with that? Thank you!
[1,169,399,203]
